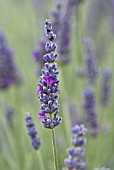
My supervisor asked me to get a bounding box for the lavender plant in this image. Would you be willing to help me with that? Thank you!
[100,68,112,106]
[64,124,87,170]
[83,87,99,136]
[83,37,97,84]
[58,0,73,64]
[0,30,22,90]
[37,20,62,128]
[56,0,84,64]
[25,112,41,150]
[37,19,62,170]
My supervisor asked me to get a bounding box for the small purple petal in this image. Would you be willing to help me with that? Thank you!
[45,76,55,85]
[36,84,43,94]
[39,112,46,119]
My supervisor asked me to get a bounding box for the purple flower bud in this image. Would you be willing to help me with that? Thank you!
[36,84,43,94]
[39,112,47,119]
[67,147,84,157]
[25,113,41,150]
[45,76,55,85]
[45,42,57,52]
[31,138,41,150]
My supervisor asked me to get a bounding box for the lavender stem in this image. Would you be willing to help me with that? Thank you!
[50,114,58,170]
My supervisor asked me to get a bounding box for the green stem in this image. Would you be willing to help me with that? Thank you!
[51,128,58,170]
[37,151,45,170]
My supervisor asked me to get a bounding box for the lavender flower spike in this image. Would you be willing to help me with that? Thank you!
[0,29,22,90]
[58,0,73,64]
[83,37,97,84]
[101,68,112,106]
[26,112,41,150]
[37,20,62,129]
[64,124,87,170]
[83,87,99,136]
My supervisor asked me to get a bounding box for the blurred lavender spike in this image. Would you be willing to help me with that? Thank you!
[101,68,112,106]
[69,0,85,6]
[64,124,87,170]
[32,39,46,75]
[26,112,41,150]
[109,0,114,33]
[37,20,62,129]
[0,29,22,90]
[83,87,99,136]
[83,37,97,84]
[86,1,102,36]
[58,0,85,65]
[58,0,73,64]
[51,2,62,37]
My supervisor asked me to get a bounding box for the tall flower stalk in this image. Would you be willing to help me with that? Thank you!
[83,87,99,136]
[100,68,112,106]
[0,30,22,90]
[83,37,97,85]
[37,19,62,170]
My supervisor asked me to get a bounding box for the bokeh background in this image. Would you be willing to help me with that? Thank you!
[0,0,114,169]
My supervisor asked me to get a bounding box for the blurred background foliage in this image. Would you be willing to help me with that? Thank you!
[0,0,114,169]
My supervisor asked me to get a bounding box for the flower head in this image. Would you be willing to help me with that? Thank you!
[64,124,87,170]
[37,20,62,129]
